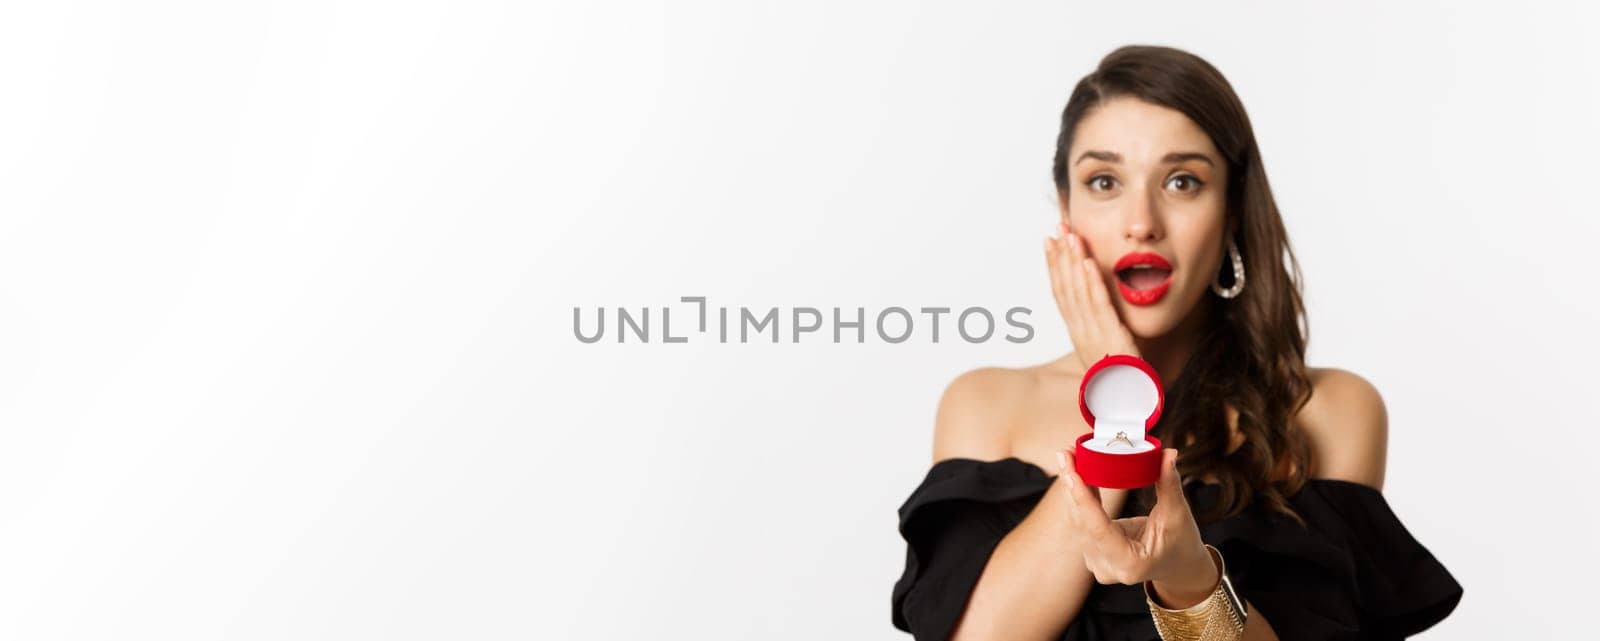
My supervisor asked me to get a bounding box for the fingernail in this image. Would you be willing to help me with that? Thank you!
[1056,450,1067,470]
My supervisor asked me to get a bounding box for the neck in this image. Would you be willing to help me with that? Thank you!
[1135,298,1215,386]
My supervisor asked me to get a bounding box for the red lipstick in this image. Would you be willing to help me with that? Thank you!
[1113,251,1174,306]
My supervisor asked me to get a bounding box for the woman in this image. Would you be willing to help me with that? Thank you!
[890,45,1462,641]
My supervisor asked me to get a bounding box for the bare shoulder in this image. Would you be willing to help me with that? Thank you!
[1296,367,1389,491]
[929,366,1036,464]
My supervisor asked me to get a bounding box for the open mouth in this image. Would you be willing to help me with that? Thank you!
[1115,264,1173,291]
[1113,252,1173,306]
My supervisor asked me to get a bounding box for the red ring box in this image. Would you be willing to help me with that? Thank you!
[1073,353,1165,489]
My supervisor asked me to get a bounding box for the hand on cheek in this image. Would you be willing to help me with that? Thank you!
[1045,220,1141,368]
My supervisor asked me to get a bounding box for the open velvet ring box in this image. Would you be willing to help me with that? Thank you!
[1073,353,1165,489]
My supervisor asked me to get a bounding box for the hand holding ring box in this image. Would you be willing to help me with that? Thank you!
[1073,353,1165,489]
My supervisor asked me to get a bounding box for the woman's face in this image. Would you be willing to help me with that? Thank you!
[1060,96,1230,339]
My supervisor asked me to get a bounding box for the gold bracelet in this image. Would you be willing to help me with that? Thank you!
[1143,544,1248,641]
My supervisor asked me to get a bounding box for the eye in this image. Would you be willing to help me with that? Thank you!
[1086,175,1118,192]
[1166,174,1204,193]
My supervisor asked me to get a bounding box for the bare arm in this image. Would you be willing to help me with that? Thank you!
[1243,603,1280,640]
[931,368,1289,641]
[1231,366,1393,640]
[1299,368,1390,491]
[927,369,1114,641]
[948,475,1105,640]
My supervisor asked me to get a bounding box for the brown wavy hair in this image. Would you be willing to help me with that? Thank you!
[1050,45,1314,527]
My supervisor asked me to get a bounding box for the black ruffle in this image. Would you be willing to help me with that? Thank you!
[890,458,1462,641]
[891,456,1056,641]
[1203,479,1466,640]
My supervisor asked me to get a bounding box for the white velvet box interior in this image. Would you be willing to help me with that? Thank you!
[1080,363,1158,454]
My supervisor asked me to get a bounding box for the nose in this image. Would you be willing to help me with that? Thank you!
[1124,191,1163,243]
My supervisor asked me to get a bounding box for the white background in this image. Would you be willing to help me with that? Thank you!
[2,1,1596,638]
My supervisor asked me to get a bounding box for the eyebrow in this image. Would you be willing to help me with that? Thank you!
[1074,150,1216,167]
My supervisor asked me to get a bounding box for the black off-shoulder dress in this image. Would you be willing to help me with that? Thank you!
[890,457,1462,641]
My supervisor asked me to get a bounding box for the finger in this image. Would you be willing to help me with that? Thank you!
[1050,240,1090,345]
[1063,232,1092,337]
[1089,514,1143,571]
[1084,554,1116,585]
[1055,448,1079,528]
[1068,230,1120,332]
[1047,227,1070,309]
[1061,451,1120,543]
[1044,236,1059,298]
[1072,225,1094,260]
[1056,225,1081,303]
[1081,553,1103,582]
[1080,257,1110,332]
[1067,457,1143,569]
[1082,254,1121,329]
[1044,236,1071,322]
[1064,232,1084,305]
[1071,235,1138,354]
[1058,448,1106,529]
[1157,448,1182,499]
[1061,447,1103,501]
[1062,441,1100,501]
[1155,448,1195,520]
[1112,515,1150,540]
[1084,541,1139,585]
[1081,543,1120,585]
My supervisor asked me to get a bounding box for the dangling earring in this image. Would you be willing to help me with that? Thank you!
[1211,238,1246,299]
